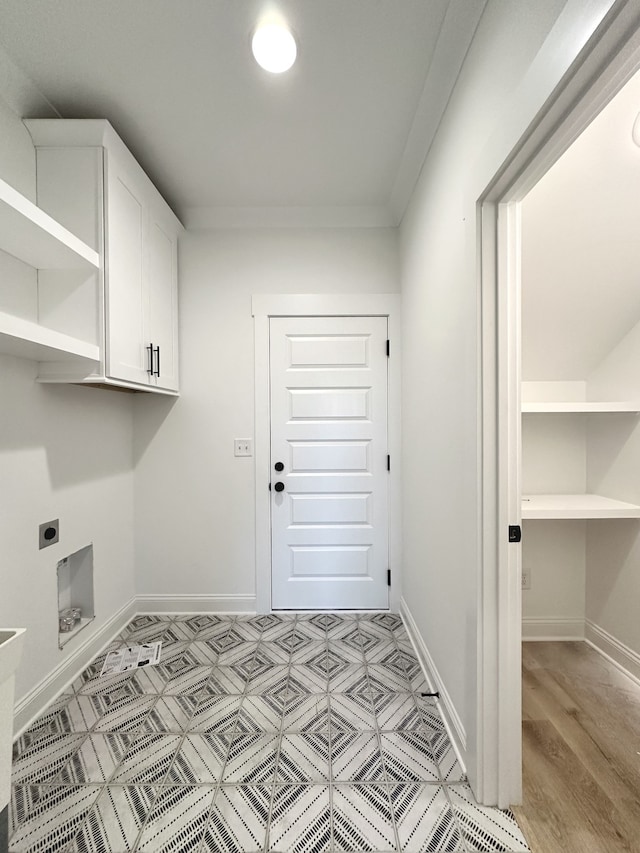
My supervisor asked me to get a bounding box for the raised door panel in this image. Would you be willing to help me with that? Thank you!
[104,153,149,385]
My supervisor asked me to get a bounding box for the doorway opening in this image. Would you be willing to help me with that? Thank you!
[479,1,640,812]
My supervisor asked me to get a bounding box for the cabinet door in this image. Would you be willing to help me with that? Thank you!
[104,152,150,385]
[146,202,179,391]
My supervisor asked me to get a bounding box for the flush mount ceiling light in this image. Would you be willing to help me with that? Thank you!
[251,23,297,73]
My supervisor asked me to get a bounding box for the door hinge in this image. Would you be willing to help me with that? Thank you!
[387,454,390,471]
[387,569,391,586]
[508,525,522,543]
[386,339,390,357]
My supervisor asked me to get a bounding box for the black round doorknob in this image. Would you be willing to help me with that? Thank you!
[274,462,284,472]
[274,481,285,492]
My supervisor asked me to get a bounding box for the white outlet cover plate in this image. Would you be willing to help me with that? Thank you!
[234,438,253,457]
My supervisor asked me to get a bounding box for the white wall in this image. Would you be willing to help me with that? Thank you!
[0,91,136,718]
[133,228,400,604]
[398,0,610,789]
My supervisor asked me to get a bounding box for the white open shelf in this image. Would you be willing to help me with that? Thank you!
[0,176,99,270]
[0,311,99,362]
[522,493,640,519]
[522,401,640,413]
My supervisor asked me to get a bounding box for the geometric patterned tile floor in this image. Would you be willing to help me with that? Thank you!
[10,613,530,852]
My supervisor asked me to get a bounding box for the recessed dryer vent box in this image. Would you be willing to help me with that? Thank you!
[57,544,95,648]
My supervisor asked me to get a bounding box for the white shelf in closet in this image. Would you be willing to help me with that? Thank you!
[522,494,640,519]
[522,401,640,413]
[0,176,99,270]
[0,311,99,363]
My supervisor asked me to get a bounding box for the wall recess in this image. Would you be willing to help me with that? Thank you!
[57,544,95,648]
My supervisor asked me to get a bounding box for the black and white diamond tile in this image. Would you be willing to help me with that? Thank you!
[217,641,258,667]
[282,694,329,732]
[363,639,399,664]
[269,784,331,852]
[204,784,270,852]
[276,734,330,782]
[172,613,226,637]
[245,666,290,696]
[66,785,158,852]
[16,694,92,746]
[367,663,412,692]
[222,733,279,783]
[328,664,369,694]
[121,615,169,642]
[390,783,464,852]
[201,666,248,696]
[372,692,424,732]
[165,733,230,784]
[76,668,160,697]
[237,695,286,732]
[448,783,530,851]
[10,784,103,852]
[110,733,181,783]
[161,665,214,696]
[290,640,326,665]
[92,695,157,733]
[188,695,242,733]
[54,733,134,784]
[332,784,396,852]
[136,785,215,851]
[144,695,200,732]
[331,732,386,782]
[380,731,440,782]
[255,641,291,666]
[328,693,376,731]
[288,664,327,694]
[11,733,87,785]
[9,612,529,853]
[369,612,403,632]
[184,640,220,665]
[14,698,95,755]
[431,731,466,782]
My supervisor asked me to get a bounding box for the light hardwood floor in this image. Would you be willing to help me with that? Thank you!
[513,642,640,853]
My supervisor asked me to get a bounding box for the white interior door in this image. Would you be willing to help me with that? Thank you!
[270,316,389,610]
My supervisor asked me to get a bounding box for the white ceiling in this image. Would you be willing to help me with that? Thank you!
[0,0,485,227]
[522,68,640,382]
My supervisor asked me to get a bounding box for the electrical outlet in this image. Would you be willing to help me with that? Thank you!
[522,568,531,590]
[234,438,253,457]
[39,518,59,549]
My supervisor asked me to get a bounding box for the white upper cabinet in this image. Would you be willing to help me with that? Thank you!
[25,119,182,394]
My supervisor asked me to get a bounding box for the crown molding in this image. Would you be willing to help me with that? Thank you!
[183,204,396,231]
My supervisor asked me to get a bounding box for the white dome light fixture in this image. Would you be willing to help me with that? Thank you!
[251,23,297,74]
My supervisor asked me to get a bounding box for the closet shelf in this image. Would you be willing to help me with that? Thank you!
[522,401,640,413]
[522,494,640,519]
[0,176,99,270]
[0,311,99,362]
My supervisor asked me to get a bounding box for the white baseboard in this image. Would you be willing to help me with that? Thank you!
[13,597,137,738]
[522,617,585,641]
[135,594,257,614]
[585,620,640,688]
[400,597,467,771]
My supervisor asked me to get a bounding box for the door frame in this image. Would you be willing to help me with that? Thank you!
[478,0,640,807]
[252,293,402,614]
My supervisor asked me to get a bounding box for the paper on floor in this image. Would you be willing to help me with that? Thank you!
[100,641,162,676]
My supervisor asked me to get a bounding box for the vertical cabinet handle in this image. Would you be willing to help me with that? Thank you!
[146,343,161,378]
